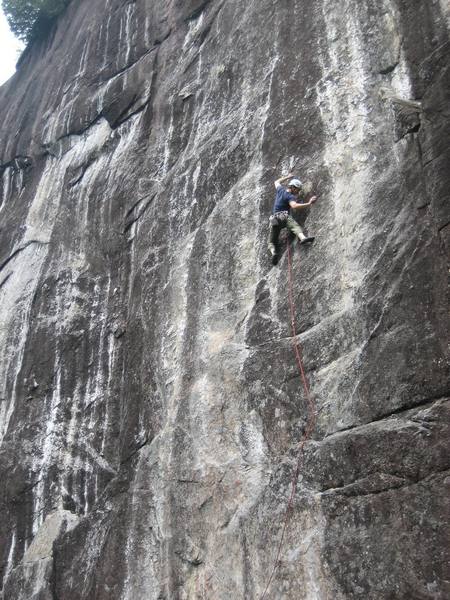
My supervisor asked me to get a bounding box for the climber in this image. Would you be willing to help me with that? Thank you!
[268,174,317,265]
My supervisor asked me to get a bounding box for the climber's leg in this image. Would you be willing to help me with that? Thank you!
[268,223,281,264]
[286,215,306,241]
[286,216,315,244]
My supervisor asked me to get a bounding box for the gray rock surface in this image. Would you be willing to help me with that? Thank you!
[0,0,449,598]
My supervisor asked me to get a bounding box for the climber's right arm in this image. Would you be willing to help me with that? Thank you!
[289,196,318,210]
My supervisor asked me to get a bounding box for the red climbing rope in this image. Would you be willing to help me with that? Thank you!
[259,239,317,600]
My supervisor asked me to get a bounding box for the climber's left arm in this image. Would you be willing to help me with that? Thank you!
[274,173,294,189]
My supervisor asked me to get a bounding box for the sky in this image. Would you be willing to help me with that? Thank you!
[0,7,24,86]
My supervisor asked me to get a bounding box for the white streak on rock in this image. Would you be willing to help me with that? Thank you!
[0,167,12,212]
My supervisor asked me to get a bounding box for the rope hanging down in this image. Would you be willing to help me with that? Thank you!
[259,239,317,600]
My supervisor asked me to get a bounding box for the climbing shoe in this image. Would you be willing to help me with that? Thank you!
[268,245,279,265]
[300,236,315,244]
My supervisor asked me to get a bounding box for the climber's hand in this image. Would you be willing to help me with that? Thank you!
[309,196,317,204]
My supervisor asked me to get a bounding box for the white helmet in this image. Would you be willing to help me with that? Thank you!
[289,178,302,189]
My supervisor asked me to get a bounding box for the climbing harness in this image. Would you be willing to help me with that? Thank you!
[269,211,289,226]
[259,237,317,600]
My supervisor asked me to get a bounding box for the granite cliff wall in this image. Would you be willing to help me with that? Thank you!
[0,0,449,598]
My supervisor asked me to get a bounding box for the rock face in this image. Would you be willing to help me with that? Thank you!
[0,0,449,598]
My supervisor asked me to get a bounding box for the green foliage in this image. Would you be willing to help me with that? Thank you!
[2,0,71,44]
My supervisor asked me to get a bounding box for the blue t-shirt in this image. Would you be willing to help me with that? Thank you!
[272,186,296,214]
